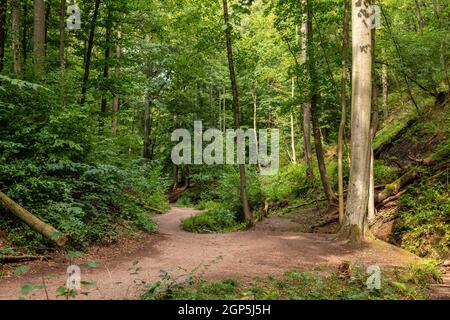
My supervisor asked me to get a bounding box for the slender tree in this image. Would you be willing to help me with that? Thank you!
[301,0,314,178]
[0,0,8,72]
[59,0,65,69]
[81,0,101,105]
[338,0,350,224]
[382,48,388,118]
[222,0,252,225]
[112,30,121,133]
[338,0,373,242]
[307,1,336,202]
[33,0,46,73]
[102,9,113,113]
[12,0,21,75]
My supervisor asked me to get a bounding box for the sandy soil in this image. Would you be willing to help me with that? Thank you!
[0,207,420,300]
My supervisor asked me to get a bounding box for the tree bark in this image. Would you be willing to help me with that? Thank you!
[22,0,28,63]
[252,90,262,171]
[382,48,388,118]
[306,1,335,202]
[12,0,21,75]
[101,10,113,113]
[0,0,7,72]
[301,0,314,178]
[222,0,252,225]
[414,0,423,34]
[143,92,152,160]
[0,191,67,246]
[338,0,350,225]
[338,0,373,242]
[59,0,65,69]
[80,0,101,105]
[33,0,46,73]
[112,30,122,134]
[290,77,297,164]
[368,26,379,223]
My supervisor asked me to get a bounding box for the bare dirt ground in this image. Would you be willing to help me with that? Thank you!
[0,207,420,300]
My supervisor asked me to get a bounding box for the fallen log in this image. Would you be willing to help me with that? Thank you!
[375,170,419,204]
[0,191,67,246]
[0,255,50,263]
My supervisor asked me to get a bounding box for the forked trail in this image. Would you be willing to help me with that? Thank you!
[0,207,419,300]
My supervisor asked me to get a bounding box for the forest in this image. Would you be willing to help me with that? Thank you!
[0,0,449,301]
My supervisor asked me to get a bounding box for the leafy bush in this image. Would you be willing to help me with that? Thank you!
[392,180,450,258]
[176,195,193,208]
[0,76,168,251]
[181,208,246,233]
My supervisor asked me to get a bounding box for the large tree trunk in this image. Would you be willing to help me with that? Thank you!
[0,191,67,246]
[101,10,113,113]
[338,0,350,225]
[80,0,101,105]
[222,0,252,225]
[112,30,122,134]
[338,0,373,242]
[368,27,379,223]
[0,0,7,72]
[59,0,65,69]
[33,0,46,73]
[301,0,314,178]
[12,0,21,75]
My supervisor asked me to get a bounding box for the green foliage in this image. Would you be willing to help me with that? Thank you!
[176,195,193,208]
[141,262,438,300]
[262,163,319,202]
[392,180,450,258]
[181,208,246,234]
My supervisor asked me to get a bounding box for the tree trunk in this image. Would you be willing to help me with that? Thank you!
[222,0,252,225]
[172,165,179,190]
[306,1,335,202]
[414,0,423,34]
[290,77,297,164]
[382,48,388,118]
[0,191,67,246]
[44,0,51,57]
[301,0,314,178]
[368,27,379,223]
[12,0,21,75]
[338,0,373,242]
[22,0,28,63]
[101,10,113,113]
[80,0,101,105]
[252,90,262,171]
[143,92,152,160]
[112,30,122,134]
[0,0,7,72]
[338,0,350,225]
[59,0,65,69]
[33,0,46,73]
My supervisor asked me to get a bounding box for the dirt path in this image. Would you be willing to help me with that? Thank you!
[0,207,419,300]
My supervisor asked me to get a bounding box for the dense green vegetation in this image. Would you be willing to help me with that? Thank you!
[142,260,442,300]
[0,0,448,302]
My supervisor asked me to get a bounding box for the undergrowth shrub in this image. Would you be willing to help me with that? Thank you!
[181,208,246,233]
[392,180,450,258]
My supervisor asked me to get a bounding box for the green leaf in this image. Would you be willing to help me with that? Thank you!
[20,283,35,295]
[81,261,100,268]
[14,266,31,275]
[67,251,84,260]
[80,281,96,286]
